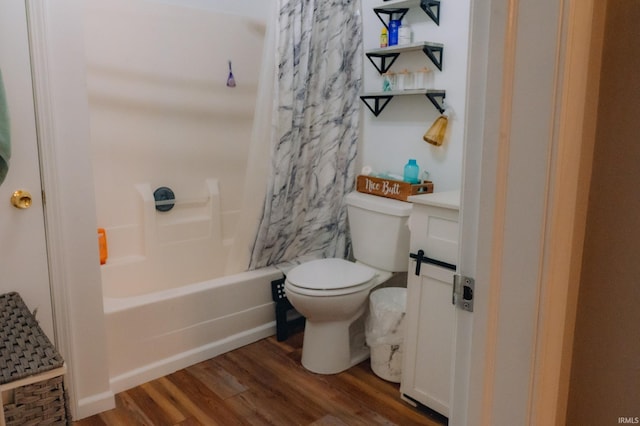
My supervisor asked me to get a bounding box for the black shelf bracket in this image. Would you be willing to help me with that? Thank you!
[360,90,446,116]
[373,7,409,29]
[426,91,446,114]
[360,95,394,117]
[419,0,441,25]
[422,44,443,71]
[365,52,401,74]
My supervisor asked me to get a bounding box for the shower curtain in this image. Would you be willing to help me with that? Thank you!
[249,0,363,269]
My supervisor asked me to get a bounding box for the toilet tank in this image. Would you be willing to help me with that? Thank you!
[345,192,412,272]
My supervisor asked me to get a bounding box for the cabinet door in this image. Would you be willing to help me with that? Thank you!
[401,263,456,417]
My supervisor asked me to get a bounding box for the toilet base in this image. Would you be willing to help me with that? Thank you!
[300,310,370,374]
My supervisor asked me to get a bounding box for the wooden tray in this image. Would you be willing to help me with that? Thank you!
[356,175,433,201]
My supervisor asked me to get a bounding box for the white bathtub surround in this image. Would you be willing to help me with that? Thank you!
[249,0,364,269]
[85,0,267,280]
[81,0,284,400]
[100,179,226,297]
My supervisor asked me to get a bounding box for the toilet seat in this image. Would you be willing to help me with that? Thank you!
[285,258,376,296]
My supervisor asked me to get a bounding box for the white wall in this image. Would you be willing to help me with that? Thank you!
[83,0,270,293]
[360,0,471,191]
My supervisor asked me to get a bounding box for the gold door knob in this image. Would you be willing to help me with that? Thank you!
[11,190,33,209]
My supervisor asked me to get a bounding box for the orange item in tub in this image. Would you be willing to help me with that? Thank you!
[98,228,108,265]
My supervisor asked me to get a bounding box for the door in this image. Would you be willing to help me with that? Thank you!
[402,263,456,417]
[0,1,54,339]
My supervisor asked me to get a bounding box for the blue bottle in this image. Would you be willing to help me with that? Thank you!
[403,159,420,184]
[388,20,401,46]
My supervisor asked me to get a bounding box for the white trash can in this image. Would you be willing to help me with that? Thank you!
[365,287,407,382]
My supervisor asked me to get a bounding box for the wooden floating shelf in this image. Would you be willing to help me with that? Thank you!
[374,0,441,26]
[365,41,444,73]
[360,89,446,116]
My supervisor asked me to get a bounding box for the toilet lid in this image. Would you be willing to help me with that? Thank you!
[287,258,375,291]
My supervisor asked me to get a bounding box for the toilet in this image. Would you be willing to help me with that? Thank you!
[284,191,412,374]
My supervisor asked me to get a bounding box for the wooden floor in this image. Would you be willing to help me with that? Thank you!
[74,329,447,426]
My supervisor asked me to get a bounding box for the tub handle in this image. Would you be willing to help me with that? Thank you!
[154,187,175,212]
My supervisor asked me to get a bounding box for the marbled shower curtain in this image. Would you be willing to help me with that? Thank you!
[249,0,363,269]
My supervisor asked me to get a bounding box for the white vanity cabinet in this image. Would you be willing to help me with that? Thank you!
[400,190,460,417]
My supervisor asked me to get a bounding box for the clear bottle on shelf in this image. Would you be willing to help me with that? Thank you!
[399,69,413,90]
[413,67,431,89]
[382,71,396,91]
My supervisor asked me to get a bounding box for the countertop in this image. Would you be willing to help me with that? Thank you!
[408,189,460,210]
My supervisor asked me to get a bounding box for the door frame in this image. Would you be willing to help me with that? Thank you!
[454,0,604,425]
[26,0,115,418]
[528,1,605,423]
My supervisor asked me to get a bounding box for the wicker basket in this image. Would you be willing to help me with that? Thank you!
[0,292,69,425]
[3,375,67,426]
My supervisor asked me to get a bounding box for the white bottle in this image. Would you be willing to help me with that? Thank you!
[398,23,412,45]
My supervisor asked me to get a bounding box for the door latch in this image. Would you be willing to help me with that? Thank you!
[453,274,474,312]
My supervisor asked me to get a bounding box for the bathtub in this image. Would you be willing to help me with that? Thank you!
[84,0,278,393]
[100,179,283,393]
[103,266,283,393]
